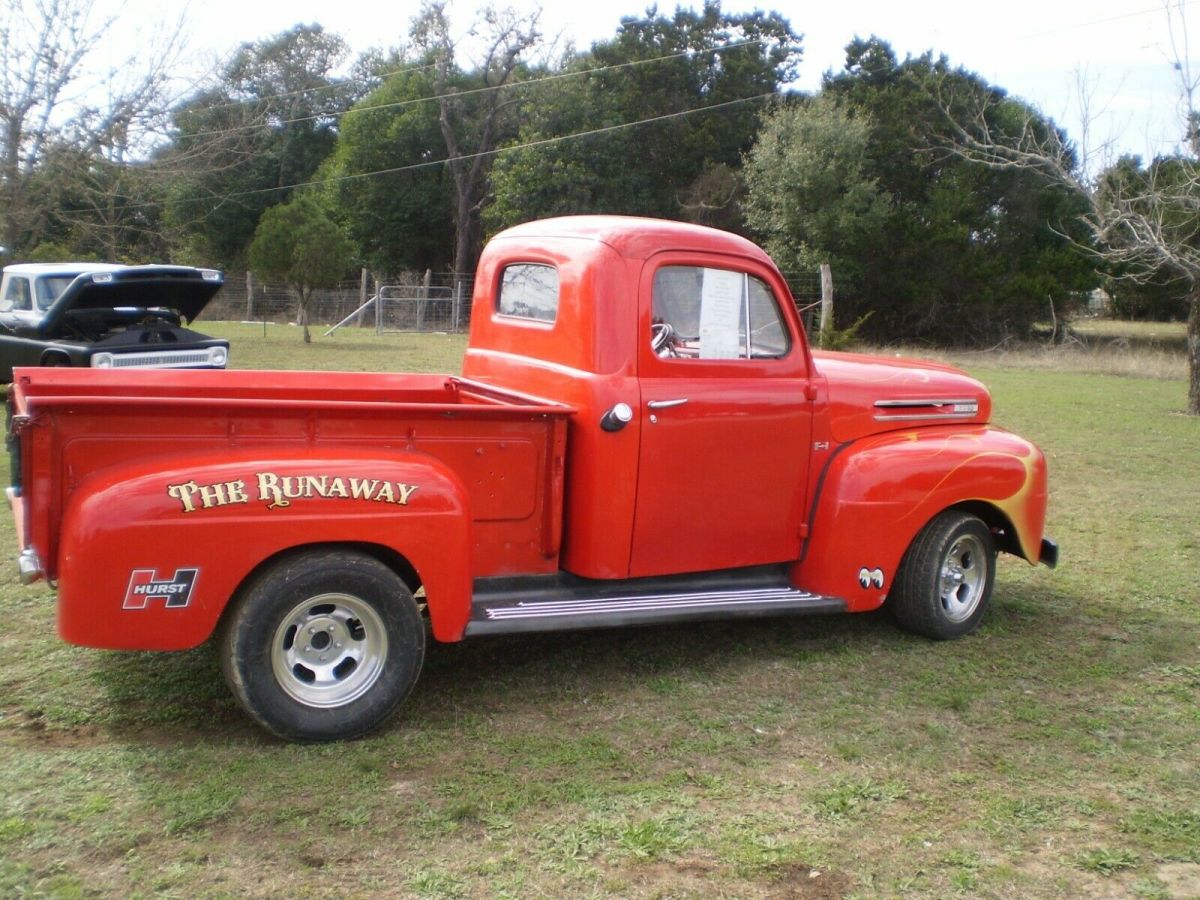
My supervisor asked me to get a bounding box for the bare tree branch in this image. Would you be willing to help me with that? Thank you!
[0,0,184,254]
[935,8,1200,413]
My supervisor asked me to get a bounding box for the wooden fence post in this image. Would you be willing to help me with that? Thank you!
[244,271,254,321]
[416,269,431,332]
[819,263,834,348]
[376,273,383,336]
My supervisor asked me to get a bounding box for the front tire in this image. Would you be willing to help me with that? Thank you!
[889,511,996,640]
[220,550,425,742]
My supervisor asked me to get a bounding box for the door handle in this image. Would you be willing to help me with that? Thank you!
[647,398,689,410]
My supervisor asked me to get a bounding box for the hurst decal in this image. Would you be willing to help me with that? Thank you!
[124,568,199,609]
[166,473,420,513]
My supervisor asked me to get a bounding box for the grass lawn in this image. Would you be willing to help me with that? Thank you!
[0,323,1197,898]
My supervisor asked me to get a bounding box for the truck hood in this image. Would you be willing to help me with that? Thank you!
[36,266,223,336]
[812,350,992,443]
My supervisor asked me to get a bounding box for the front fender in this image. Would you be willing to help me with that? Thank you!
[791,426,1048,611]
[58,449,473,650]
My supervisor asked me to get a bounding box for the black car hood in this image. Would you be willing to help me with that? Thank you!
[36,266,223,336]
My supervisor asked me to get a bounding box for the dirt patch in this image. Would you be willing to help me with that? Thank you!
[761,862,854,899]
[1158,863,1200,899]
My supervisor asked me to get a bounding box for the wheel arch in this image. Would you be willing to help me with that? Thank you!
[217,541,435,654]
[39,348,73,366]
[945,500,1025,560]
[226,540,424,607]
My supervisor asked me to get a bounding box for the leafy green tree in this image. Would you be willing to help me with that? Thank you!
[248,196,351,343]
[744,94,889,283]
[486,2,801,234]
[746,38,1094,346]
[163,25,357,267]
[321,62,453,275]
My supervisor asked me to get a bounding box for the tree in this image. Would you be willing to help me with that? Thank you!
[411,2,541,283]
[744,94,889,284]
[321,56,453,275]
[745,38,1094,346]
[163,25,357,267]
[1094,156,1192,321]
[486,2,801,234]
[939,5,1200,414]
[248,196,351,343]
[0,0,182,257]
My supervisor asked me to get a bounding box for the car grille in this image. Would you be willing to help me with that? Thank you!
[100,350,220,368]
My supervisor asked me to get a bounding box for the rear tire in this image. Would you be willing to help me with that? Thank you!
[889,511,996,640]
[219,549,425,742]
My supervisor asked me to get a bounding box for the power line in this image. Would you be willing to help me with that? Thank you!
[176,37,784,140]
[60,91,779,219]
[184,59,441,117]
[167,13,673,117]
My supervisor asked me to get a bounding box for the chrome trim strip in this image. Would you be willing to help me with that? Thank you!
[484,586,826,620]
[873,397,979,422]
[874,411,979,422]
[873,398,977,408]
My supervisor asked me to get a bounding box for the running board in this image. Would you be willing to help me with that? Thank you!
[464,567,845,637]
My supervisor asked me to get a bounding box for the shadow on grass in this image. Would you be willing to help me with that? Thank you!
[86,644,254,742]
[81,581,1195,747]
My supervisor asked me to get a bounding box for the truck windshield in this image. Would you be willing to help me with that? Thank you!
[34,275,79,310]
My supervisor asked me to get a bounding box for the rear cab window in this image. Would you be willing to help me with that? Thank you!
[498,264,559,323]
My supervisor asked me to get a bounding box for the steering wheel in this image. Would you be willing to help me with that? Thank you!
[651,322,677,357]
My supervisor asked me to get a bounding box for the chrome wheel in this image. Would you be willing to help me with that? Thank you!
[938,533,988,623]
[890,511,996,640]
[270,592,388,708]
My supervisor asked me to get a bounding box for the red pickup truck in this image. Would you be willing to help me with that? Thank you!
[6,216,1056,741]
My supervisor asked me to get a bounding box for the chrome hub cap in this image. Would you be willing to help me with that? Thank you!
[938,534,987,623]
[271,593,388,707]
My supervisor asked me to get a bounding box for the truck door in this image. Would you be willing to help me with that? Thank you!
[630,256,813,578]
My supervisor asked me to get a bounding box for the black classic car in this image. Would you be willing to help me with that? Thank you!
[0,263,229,382]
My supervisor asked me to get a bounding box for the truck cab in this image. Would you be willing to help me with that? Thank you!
[464,217,817,581]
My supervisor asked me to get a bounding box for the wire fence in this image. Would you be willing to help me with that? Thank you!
[200,268,833,336]
[203,271,477,333]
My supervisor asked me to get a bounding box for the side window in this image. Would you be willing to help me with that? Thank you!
[651,266,791,360]
[497,264,559,323]
[2,276,32,311]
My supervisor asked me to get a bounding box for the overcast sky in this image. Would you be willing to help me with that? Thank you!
[105,0,1195,167]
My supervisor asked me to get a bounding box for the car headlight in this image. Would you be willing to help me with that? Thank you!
[209,346,228,367]
[91,353,114,368]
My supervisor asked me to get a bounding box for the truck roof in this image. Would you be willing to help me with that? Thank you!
[491,215,775,264]
[3,262,127,276]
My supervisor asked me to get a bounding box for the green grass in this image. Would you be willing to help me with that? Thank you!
[0,323,1197,897]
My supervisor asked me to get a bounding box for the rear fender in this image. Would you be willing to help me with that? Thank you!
[792,426,1048,611]
[57,449,473,650]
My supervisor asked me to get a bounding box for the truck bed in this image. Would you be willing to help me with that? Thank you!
[9,368,573,586]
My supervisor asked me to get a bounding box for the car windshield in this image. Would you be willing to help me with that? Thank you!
[34,275,80,310]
